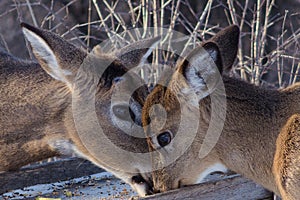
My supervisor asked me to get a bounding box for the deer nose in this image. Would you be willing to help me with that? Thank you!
[132,175,146,184]
[131,175,154,195]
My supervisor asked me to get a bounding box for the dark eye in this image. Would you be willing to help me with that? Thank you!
[157,131,172,147]
[113,76,123,84]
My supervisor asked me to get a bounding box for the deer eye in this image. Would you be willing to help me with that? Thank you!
[113,76,124,84]
[157,131,172,147]
[112,104,135,122]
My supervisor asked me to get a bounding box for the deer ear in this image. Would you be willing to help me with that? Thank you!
[178,41,222,100]
[116,36,161,69]
[21,23,86,89]
[209,25,239,71]
[201,42,223,73]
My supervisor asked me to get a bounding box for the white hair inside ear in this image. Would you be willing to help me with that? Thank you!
[182,46,221,101]
[22,27,73,89]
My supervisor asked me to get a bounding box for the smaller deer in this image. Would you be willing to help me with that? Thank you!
[0,23,158,196]
[141,25,300,199]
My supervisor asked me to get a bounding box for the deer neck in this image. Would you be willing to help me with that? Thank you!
[280,82,300,113]
[0,60,70,170]
[205,76,297,195]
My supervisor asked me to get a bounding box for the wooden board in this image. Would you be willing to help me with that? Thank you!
[1,159,275,200]
[0,157,104,194]
[142,175,273,200]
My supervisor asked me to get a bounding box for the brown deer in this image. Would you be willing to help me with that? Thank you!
[0,23,159,196]
[141,25,300,199]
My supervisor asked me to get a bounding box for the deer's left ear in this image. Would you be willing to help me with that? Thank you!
[177,41,223,100]
[209,25,240,71]
[201,41,223,73]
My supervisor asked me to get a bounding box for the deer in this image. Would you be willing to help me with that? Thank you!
[0,23,160,196]
[140,25,300,200]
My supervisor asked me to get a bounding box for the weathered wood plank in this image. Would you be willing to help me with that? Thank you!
[0,157,104,194]
[142,175,273,200]
[0,159,274,200]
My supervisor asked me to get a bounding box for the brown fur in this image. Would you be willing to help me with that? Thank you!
[142,26,300,199]
[0,52,62,171]
[273,114,300,200]
[0,23,159,196]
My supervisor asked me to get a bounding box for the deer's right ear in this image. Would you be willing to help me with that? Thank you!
[21,23,86,89]
[116,36,161,69]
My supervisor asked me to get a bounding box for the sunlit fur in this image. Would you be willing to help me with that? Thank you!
[141,26,300,199]
[0,23,159,196]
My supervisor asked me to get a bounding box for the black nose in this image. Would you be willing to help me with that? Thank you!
[132,175,154,195]
[132,175,146,184]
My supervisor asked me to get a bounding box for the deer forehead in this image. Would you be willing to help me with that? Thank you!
[144,96,182,137]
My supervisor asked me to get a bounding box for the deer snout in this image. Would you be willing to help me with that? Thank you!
[152,175,182,194]
[131,174,154,196]
[158,180,181,193]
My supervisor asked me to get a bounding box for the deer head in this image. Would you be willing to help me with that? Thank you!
[141,26,240,193]
[0,23,161,196]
